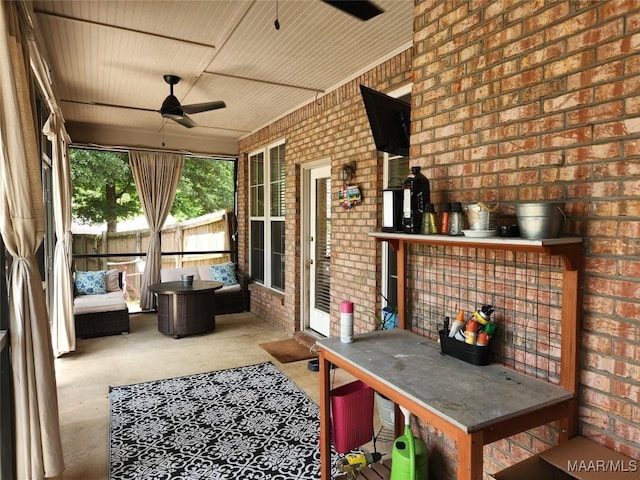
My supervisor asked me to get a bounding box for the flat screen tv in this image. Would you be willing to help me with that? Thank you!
[360,85,410,157]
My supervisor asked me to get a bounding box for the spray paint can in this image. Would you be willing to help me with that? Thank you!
[448,309,466,338]
[340,300,354,343]
[465,318,478,345]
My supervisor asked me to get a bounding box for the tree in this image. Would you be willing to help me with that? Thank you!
[70,149,236,230]
[172,158,235,221]
[70,149,140,232]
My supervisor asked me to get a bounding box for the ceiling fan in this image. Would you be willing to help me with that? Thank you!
[158,74,225,128]
[321,0,384,21]
[61,74,225,129]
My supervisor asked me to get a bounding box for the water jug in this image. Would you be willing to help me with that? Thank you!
[391,406,429,480]
[402,166,430,234]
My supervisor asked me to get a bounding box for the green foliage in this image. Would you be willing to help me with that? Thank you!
[172,158,235,221]
[70,149,140,228]
[70,149,236,229]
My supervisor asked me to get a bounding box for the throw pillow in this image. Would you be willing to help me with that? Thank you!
[75,270,107,295]
[105,269,120,292]
[210,262,238,287]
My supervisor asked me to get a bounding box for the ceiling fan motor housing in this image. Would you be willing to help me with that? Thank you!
[160,95,183,118]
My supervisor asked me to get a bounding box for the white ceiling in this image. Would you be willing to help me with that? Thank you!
[32,0,414,155]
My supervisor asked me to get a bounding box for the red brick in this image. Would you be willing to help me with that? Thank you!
[565,142,621,163]
[581,330,612,354]
[568,60,625,90]
[544,87,593,112]
[616,299,640,320]
[542,126,592,148]
[581,370,612,392]
[523,2,570,34]
[612,340,640,362]
[570,19,624,54]
[588,276,640,299]
[567,101,624,126]
[579,406,612,430]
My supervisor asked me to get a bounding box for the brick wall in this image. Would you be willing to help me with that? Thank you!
[238,50,412,336]
[239,0,640,477]
[411,0,640,476]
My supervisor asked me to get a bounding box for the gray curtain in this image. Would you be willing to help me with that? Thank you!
[129,151,184,310]
[44,113,75,356]
[0,2,64,477]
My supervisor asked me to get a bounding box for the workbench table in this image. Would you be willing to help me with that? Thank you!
[317,329,575,480]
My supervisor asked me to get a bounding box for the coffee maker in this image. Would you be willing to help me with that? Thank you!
[382,187,403,232]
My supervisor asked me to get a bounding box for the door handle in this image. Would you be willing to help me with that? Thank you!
[307,259,314,266]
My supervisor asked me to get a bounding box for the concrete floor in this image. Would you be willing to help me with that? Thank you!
[52,312,361,480]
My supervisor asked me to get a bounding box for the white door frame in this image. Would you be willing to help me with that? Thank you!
[301,159,331,335]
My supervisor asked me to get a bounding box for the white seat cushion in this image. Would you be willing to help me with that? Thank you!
[217,284,241,294]
[74,291,127,315]
[160,267,200,282]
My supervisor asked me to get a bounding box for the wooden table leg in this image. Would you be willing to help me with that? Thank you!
[319,352,331,480]
[457,430,483,480]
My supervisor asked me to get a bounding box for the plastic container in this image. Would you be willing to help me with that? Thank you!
[439,202,451,234]
[449,202,464,235]
[402,166,431,234]
[421,203,437,234]
[439,330,492,366]
[330,380,374,453]
[515,202,565,239]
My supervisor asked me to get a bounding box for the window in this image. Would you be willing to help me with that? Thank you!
[249,141,285,291]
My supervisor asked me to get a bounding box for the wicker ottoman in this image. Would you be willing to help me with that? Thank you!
[150,280,222,339]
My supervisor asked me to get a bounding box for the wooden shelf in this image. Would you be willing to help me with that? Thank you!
[369,231,582,270]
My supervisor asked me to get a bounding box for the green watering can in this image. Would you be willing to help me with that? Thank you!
[390,405,428,480]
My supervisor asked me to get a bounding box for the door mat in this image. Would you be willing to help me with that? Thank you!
[259,338,317,363]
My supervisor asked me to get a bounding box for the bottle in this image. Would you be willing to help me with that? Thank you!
[439,202,451,234]
[477,331,490,346]
[464,318,478,345]
[340,300,354,343]
[449,202,464,235]
[421,203,437,234]
[402,166,431,234]
[448,309,466,338]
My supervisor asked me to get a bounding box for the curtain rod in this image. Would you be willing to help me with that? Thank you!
[70,142,237,161]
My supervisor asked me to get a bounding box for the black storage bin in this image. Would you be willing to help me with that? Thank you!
[439,330,492,366]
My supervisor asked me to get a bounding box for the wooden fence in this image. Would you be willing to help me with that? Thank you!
[72,210,234,302]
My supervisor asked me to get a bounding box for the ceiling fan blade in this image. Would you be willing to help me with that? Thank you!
[164,112,198,128]
[321,0,384,21]
[182,101,226,114]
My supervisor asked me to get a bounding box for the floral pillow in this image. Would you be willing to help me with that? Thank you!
[75,270,107,295]
[210,262,238,287]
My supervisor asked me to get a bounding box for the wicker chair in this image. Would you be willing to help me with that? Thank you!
[74,271,130,338]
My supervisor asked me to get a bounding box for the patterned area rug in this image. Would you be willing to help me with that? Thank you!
[109,362,335,479]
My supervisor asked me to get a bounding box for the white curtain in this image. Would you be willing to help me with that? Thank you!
[129,151,184,310]
[45,113,75,356]
[0,2,64,478]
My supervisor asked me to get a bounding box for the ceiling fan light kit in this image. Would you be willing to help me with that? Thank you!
[158,74,226,128]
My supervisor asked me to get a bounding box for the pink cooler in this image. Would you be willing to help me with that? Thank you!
[330,380,374,453]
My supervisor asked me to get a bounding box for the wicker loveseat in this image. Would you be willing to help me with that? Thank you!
[159,263,250,315]
[73,269,130,338]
